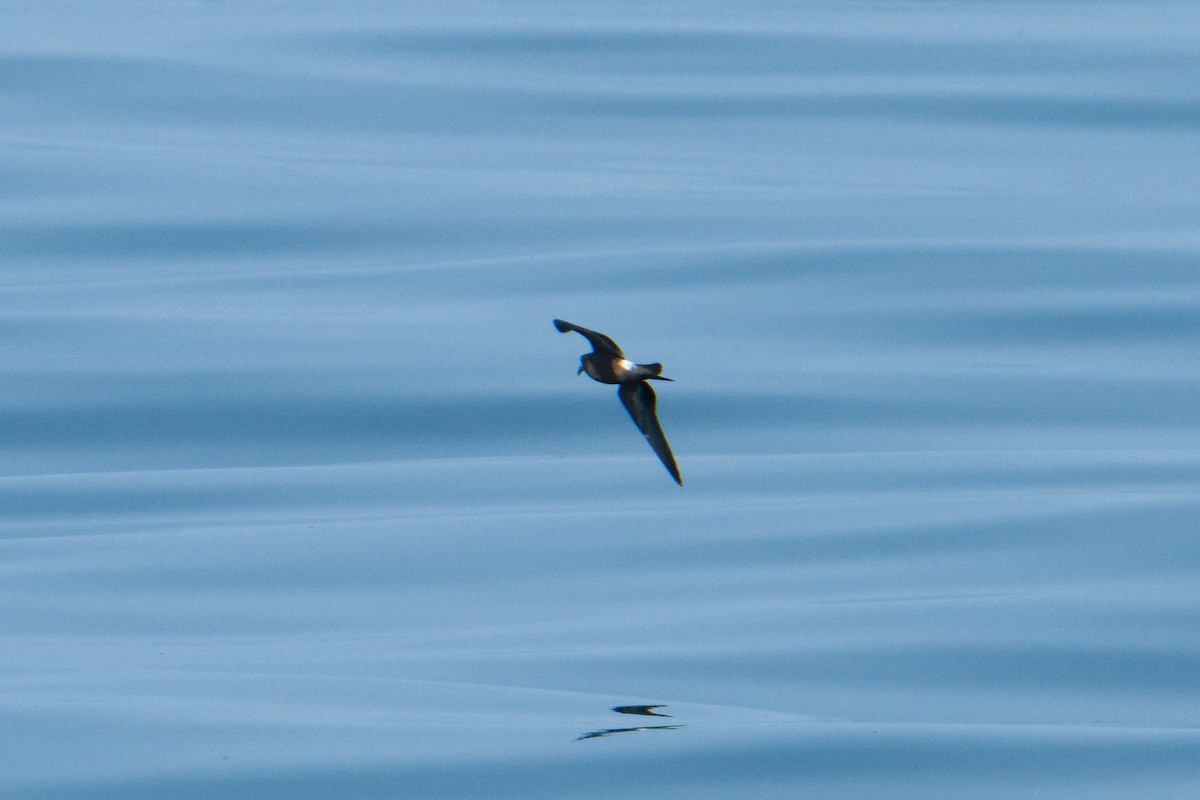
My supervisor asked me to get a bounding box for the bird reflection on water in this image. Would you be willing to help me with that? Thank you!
[575,705,685,741]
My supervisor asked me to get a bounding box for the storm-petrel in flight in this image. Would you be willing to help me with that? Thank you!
[553,319,682,485]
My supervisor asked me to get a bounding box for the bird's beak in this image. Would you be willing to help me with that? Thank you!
[577,365,584,375]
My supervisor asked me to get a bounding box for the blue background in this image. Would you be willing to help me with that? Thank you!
[3,2,1199,797]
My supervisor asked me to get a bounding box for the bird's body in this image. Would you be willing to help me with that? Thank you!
[580,353,666,384]
[553,319,682,485]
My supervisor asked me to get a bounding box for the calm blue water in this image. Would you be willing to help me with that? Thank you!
[4,2,1200,797]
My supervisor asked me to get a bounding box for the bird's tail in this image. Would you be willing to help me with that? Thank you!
[641,363,673,381]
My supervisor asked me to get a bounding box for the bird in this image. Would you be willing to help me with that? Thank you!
[553,319,682,485]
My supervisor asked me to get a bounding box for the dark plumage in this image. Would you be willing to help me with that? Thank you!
[553,319,682,485]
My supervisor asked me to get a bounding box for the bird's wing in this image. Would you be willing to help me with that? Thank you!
[613,705,671,717]
[553,319,624,358]
[618,381,682,485]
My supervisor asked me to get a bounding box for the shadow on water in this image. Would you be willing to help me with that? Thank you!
[575,705,685,742]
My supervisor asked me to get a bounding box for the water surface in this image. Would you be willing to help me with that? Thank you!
[3,2,1200,797]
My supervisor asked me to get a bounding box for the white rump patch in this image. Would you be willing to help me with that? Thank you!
[615,359,642,379]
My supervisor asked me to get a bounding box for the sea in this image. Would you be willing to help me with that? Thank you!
[3,2,1199,797]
